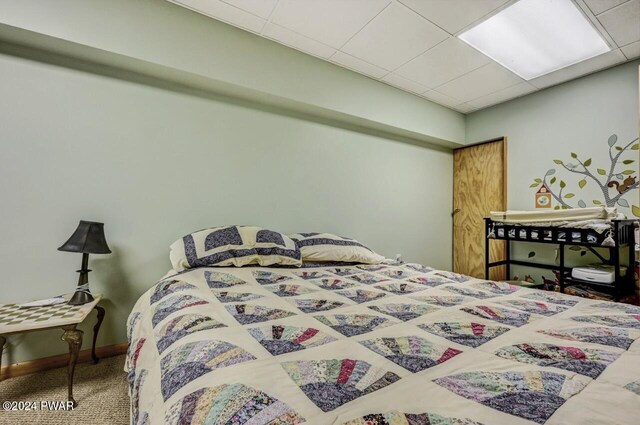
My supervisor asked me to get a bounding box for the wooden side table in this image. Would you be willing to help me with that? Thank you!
[0,295,105,406]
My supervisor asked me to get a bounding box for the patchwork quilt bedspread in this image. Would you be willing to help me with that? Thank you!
[126,262,640,425]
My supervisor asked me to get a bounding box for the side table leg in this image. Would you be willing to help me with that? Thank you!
[92,306,105,364]
[0,335,6,381]
[61,325,83,407]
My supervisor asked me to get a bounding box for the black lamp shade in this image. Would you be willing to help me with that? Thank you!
[58,221,111,254]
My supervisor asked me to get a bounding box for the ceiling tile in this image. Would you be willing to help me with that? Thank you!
[467,82,536,109]
[270,0,390,49]
[381,73,428,93]
[453,103,478,113]
[262,23,336,59]
[529,49,627,88]
[584,0,630,15]
[170,0,265,33]
[399,0,510,34]
[222,0,278,19]
[341,2,448,70]
[169,0,637,112]
[421,90,463,108]
[621,40,640,59]
[395,37,490,88]
[597,0,640,47]
[330,51,389,79]
[435,62,523,102]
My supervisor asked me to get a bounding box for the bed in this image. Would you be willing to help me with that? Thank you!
[126,261,640,425]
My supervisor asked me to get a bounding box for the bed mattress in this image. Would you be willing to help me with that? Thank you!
[127,262,640,425]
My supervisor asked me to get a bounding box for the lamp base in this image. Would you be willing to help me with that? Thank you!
[68,289,94,305]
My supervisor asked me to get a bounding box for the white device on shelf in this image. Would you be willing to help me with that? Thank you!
[571,264,626,284]
[17,296,67,308]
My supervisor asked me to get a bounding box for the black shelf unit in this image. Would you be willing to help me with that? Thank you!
[484,218,636,301]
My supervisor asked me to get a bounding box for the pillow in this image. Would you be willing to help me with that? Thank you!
[170,225,302,271]
[289,232,385,264]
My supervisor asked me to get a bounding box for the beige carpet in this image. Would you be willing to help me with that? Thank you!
[0,355,129,425]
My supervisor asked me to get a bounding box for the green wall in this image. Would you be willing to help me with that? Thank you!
[0,0,465,145]
[1,0,637,367]
[466,60,640,282]
[0,0,465,367]
[0,52,453,365]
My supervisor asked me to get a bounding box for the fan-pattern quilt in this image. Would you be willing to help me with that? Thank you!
[127,262,640,425]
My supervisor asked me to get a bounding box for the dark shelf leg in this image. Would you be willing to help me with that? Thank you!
[613,246,621,302]
[485,228,490,280]
[559,244,565,293]
[505,240,511,281]
[625,227,636,300]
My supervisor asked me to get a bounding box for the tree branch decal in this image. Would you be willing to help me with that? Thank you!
[530,135,640,217]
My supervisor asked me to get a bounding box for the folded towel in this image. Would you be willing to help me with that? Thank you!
[490,206,619,223]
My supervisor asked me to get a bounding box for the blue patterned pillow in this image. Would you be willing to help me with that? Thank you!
[289,233,384,264]
[170,226,301,271]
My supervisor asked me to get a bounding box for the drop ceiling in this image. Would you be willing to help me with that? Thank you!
[168,0,640,113]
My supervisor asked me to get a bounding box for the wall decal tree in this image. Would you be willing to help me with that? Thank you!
[530,134,640,217]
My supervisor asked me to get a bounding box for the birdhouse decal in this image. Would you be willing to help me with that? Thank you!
[535,183,552,208]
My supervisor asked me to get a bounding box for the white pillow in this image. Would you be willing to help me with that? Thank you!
[289,233,384,264]
[170,225,302,271]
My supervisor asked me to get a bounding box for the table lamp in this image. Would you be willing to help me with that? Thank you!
[58,220,111,305]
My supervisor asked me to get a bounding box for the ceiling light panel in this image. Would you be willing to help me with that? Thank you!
[458,0,611,80]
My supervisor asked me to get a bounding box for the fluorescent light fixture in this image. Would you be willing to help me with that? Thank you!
[458,0,610,80]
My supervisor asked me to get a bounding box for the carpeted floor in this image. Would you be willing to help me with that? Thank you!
[0,355,129,425]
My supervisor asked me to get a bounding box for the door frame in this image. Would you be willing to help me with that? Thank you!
[452,137,508,275]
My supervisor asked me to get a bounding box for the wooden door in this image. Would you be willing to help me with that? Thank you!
[453,139,507,280]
